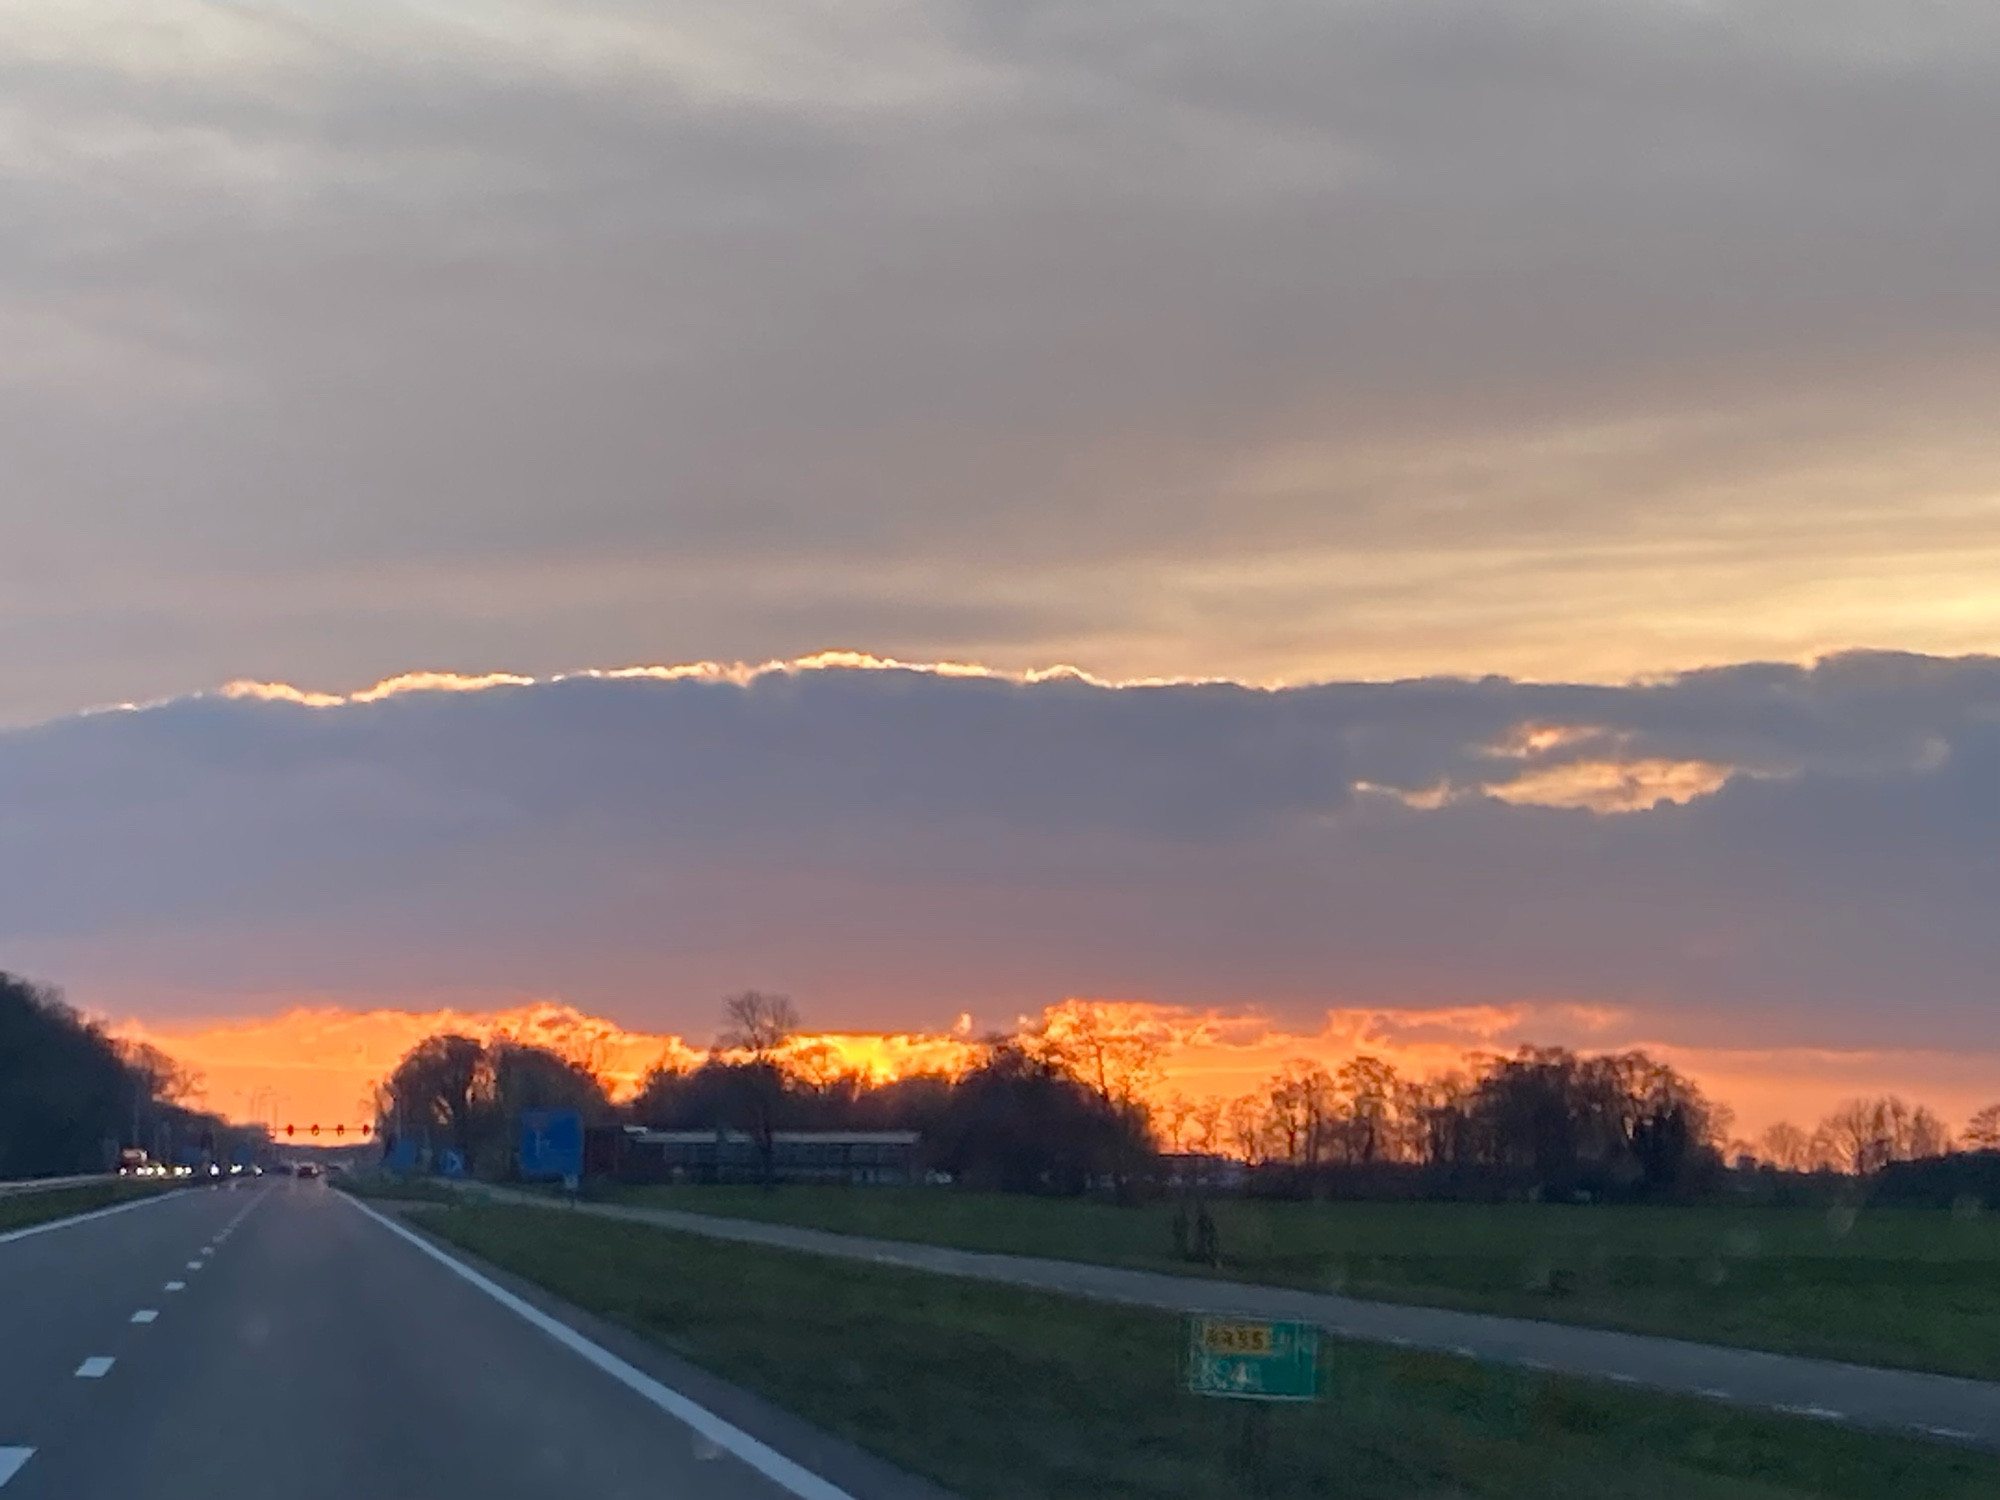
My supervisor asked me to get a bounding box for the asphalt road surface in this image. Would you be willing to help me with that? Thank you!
[466,1186,2000,1452]
[0,1179,854,1499]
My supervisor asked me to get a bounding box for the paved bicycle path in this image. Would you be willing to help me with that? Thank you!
[444,1183,2000,1451]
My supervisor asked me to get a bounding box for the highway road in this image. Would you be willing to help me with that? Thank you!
[0,1179,871,1499]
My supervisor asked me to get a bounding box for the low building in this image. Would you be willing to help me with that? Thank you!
[622,1127,922,1186]
[1162,1152,1246,1191]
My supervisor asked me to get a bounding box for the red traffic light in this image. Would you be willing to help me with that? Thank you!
[335,1124,346,1138]
[361,1124,373,1137]
[284,1125,295,1138]
[309,1124,321,1138]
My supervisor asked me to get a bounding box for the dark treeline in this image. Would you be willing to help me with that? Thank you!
[373,1032,615,1177]
[632,1039,1151,1195]
[1221,1047,1732,1202]
[8,960,1968,1202]
[378,992,1154,1194]
[630,992,1152,1193]
[0,971,254,1177]
[372,991,1990,1203]
[374,994,1734,1200]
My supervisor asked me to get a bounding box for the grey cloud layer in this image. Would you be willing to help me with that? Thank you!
[4,655,1996,1047]
[5,1,2000,719]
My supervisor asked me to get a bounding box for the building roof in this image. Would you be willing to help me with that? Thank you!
[631,1129,920,1146]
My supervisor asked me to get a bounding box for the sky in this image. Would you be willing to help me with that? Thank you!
[5,1,2000,721]
[2,652,1996,1137]
[3,3,1999,1135]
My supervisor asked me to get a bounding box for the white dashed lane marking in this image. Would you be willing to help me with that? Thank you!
[130,1309,158,1324]
[186,1262,203,1271]
[200,1247,214,1257]
[0,1448,31,1488]
[164,1281,185,1292]
[74,1357,114,1379]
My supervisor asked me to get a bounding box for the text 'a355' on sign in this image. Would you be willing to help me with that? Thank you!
[1185,1317,1319,1402]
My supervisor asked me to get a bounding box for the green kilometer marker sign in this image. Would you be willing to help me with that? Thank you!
[1186,1317,1319,1401]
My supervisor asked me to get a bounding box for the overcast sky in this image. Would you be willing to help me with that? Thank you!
[4,1,2000,725]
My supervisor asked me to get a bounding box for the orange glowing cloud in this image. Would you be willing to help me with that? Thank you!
[112,997,2000,1147]
[1484,756,1737,813]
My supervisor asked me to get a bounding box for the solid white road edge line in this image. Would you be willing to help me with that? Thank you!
[0,1448,30,1487]
[74,1358,114,1379]
[342,1194,859,1500]
[0,1191,178,1248]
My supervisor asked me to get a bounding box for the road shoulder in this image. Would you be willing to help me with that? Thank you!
[353,1196,962,1500]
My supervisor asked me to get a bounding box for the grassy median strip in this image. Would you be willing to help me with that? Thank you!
[597,1185,2000,1382]
[418,1202,2000,1500]
[0,1179,174,1235]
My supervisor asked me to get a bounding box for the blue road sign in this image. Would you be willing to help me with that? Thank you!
[518,1108,584,1182]
[438,1147,466,1179]
[384,1134,419,1173]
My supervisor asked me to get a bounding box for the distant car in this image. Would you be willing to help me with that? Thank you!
[295,1162,322,1180]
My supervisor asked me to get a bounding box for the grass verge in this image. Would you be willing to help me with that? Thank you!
[0,1178,176,1234]
[420,1203,2000,1500]
[333,1173,461,1204]
[599,1185,2000,1381]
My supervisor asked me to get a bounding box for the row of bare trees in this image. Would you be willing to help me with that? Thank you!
[1158,1047,1733,1198]
[373,991,1993,1196]
[1171,1065,1993,1190]
[1754,1097,1958,1175]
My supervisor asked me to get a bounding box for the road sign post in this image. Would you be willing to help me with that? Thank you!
[1185,1316,1319,1498]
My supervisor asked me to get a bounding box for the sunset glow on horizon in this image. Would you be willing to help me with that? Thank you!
[110,997,2000,1150]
